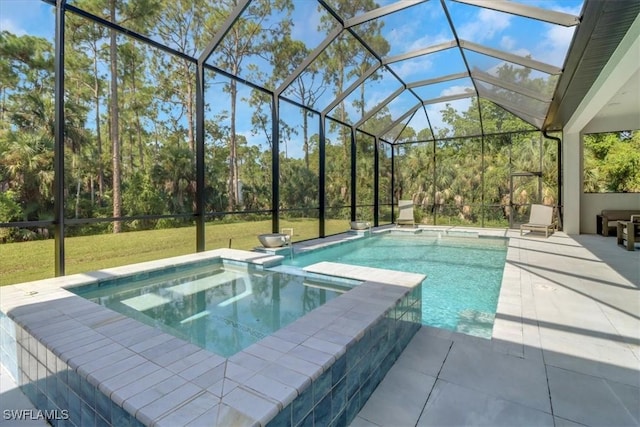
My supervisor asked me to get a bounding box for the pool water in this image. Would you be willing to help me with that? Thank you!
[285,232,507,338]
[73,263,350,357]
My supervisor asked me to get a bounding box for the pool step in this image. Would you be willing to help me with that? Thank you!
[389,228,423,234]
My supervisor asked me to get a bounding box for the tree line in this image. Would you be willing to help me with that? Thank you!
[583,131,640,193]
[5,0,633,243]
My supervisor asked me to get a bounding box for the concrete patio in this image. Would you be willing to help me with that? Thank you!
[353,231,639,427]
[1,231,638,426]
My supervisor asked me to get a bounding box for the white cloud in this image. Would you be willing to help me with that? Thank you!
[386,96,421,126]
[390,57,434,81]
[380,5,452,57]
[440,85,474,97]
[522,1,583,16]
[0,0,55,37]
[0,18,27,36]
[478,22,573,77]
[500,36,516,51]
[291,5,324,47]
[458,8,511,42]
[424,97,476,136]
[513,47,531,58]
[364,89,394,112]
[406,32,452,54]
[534,24,576,67]
[384,24,416,53]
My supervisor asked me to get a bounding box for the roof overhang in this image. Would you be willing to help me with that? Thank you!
[545,0,640,132]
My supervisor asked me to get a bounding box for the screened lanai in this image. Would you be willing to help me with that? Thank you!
[0,0,639,282]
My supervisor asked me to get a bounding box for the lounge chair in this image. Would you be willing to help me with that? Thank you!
[520,204,556,237]
[617,215,640,251]
[396,200,416,227]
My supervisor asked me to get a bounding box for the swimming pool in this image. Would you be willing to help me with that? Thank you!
[286,231,508,337]
[72,261,353,357]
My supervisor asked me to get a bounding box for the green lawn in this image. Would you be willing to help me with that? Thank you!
[0,219,349,286]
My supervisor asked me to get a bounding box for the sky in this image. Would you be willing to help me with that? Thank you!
[1,0,585,157]
[0,0,54,37]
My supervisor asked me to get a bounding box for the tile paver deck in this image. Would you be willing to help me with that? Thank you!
[352,230,640,427]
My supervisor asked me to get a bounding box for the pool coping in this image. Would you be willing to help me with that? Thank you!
[0,248,424,426]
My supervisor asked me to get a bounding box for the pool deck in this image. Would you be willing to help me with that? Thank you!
[1,228,639,426]
[352,228,640,427]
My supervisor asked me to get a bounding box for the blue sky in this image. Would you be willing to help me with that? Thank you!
[0,0,54,37]
[1,0,584,155]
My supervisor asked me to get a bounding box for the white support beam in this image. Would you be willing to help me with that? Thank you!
[460,40,562,75]
[345,0,425,28]
[562,131,581,235]
[453,0,579,27]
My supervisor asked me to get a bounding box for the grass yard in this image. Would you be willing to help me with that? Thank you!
[0,218,350,286]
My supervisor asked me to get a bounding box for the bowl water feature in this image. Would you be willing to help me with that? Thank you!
[350,221,371,230]
[258,233,291,248]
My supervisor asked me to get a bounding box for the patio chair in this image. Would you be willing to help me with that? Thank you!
[396,200,416,227]
[520,204,556,237]
[617,215,640,251]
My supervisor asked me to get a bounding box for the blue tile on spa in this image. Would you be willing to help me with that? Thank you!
[37,360,47,384]
[95,390,112,423]
[36,389,47,409]
[295,410,313,427]
[95,414,110,427]
[346,392,361,426]
[345,344,360,371]
[329,407,347,427]
[68,370,81,397]
[314,371,332,404]
[81,401,95,427]
[43,396,56,413]
[267,404,292,427]
[331,356,346,386]
[130,415,145,427]
[345,368,360,401]
[292,385,313,425]
[80,377,96,409]
[331,377,347,420]
[46,374,58,400]
[359,332,372,355]
[56,379,69,410]
[68,390,81,423]
[381,350,396,376]
[56,419,74,427]
[111,401,131,427]
[57,366,68,387]
[22,382,37,405]
[357,358,370,385]
[360,374,376,403]
[313,392,332,427]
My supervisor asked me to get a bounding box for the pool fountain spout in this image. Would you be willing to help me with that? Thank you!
[281,228,294,260]
[351,220,372,236]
